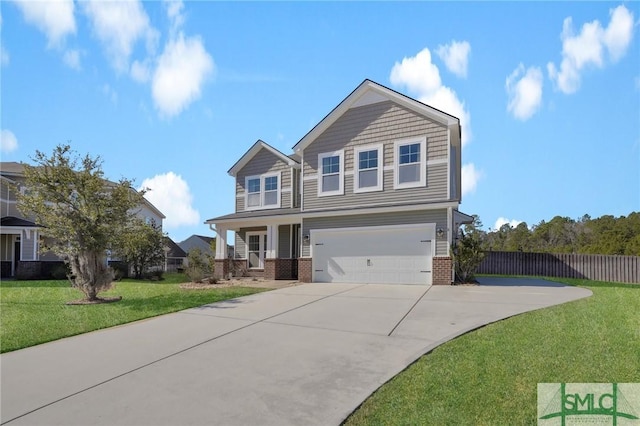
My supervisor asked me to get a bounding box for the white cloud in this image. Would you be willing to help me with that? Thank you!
[548,5,634,94]
[461,163,481,197]
[506,64,543,120]
[493,217,523,231]
[140,172,200,229]
[130,59,151,83]
[0,46,8,66]
[0,129,18,153]
[0,13,8,66]
[63,49,81,70]
[152,33,214,118]
[12,0,76,48]
[390,47,472,147]
[81,0,157,72]
[101,84,117,104]
[436,40,471,78]
[165,0,185,37]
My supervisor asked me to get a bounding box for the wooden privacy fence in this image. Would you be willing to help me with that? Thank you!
[477,251,640,284]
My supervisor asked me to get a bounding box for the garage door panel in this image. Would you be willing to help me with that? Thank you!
[312,225,434,285]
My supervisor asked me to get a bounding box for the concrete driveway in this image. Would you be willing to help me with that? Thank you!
[0,278,591,425]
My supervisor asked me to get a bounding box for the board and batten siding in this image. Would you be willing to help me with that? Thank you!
[302,209,448,257]
[235,148,293,213]
[303,100,450,211]
[278,224,291,258]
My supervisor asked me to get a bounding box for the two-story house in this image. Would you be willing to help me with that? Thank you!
[206,80,472,285]
[0,162,166,279]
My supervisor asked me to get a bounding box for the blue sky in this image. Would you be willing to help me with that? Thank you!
[1,1,638,242]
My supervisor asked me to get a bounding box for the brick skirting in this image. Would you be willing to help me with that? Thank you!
[298,258,312,282]
[433,257,452,285]
[213,259,229,279]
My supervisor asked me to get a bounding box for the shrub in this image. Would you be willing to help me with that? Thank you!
[186,248,211,283]
[51,263,71,280]
[452,230,486,283]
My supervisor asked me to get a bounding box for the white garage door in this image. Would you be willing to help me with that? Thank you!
[311,224,434,285]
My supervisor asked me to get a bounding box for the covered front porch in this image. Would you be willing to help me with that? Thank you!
[207,209,302,281]
[0,217,41,278]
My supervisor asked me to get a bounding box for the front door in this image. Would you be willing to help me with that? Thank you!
[247,233,267,269]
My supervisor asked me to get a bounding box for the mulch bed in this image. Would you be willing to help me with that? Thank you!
[65,296,123,305]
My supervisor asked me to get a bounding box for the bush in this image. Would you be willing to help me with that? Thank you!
[144,269,164,281]
[452,230,485,283]
[186,248,212,283]
[109,262,129,281]
[50,263,71,280]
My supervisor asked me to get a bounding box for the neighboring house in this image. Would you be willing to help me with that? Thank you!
[0,162,166,279]
[163,237,187,272]
[206,79,472,285]
[178,234,234,259]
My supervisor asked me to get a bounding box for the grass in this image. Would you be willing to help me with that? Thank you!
[345,278,640,425]
[0,273,267,353]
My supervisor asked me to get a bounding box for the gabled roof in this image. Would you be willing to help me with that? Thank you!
[292,79,461,153]
[0,161,166,220]
[1,216,38,227]
[227,140,300,177]
[163,236,187,258]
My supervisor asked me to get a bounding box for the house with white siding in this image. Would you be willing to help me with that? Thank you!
[206,80,472,285]
[0,162,165,279]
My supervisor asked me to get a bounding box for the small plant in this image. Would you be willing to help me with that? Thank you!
[207,277,218,285]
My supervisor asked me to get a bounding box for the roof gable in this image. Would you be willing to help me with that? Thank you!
[292,79,461,153]
[228,140,300,177]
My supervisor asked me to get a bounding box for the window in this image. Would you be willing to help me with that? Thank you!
[318,150,344,196]
[245,173,280,210]
[264,176,278,206]
[394,137,427,189]
[247,178,261,208]
[354,145,383,193]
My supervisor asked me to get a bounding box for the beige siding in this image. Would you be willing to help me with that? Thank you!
[235,148,294,213]
[301,209,448,257]
[302,101,450,211]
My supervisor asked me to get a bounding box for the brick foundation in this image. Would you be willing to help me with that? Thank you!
[213,259,229,279]
[433,257,452,285]
[264,259,276,280]
[15,261,42,280]
[298,258,312,282]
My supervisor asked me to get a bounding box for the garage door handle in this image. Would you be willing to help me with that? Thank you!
[420,270,431,273]
[420,240,429,242]
[315,243,324,246]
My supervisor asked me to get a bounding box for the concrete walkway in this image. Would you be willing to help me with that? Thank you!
[0,278,591,425]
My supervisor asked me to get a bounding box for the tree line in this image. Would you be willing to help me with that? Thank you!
[466,213,640,256]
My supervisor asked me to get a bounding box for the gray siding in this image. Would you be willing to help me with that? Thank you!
[278,225,291,258]
[235,148,293,213]
[302,100,450,211]
[301,209,448,257]
[20,231,36,261]
[235,227,267,259]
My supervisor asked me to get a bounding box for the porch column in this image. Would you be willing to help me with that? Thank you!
[215,227,227,259]
[265,225,278,280]
[213,227,229,279]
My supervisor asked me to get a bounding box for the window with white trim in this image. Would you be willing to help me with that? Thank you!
[394,137,427,189]
[318,150,344,196]
[245,173,280,209]
[354,145,383,193]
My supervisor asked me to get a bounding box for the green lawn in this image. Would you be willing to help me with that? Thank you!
[0,273,267,353]
[345,278,640,425]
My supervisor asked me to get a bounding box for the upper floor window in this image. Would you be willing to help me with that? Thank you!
[245,173,280,210]
[318,150,344,196]
[394,137,427,189]
[354,144,383,193]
